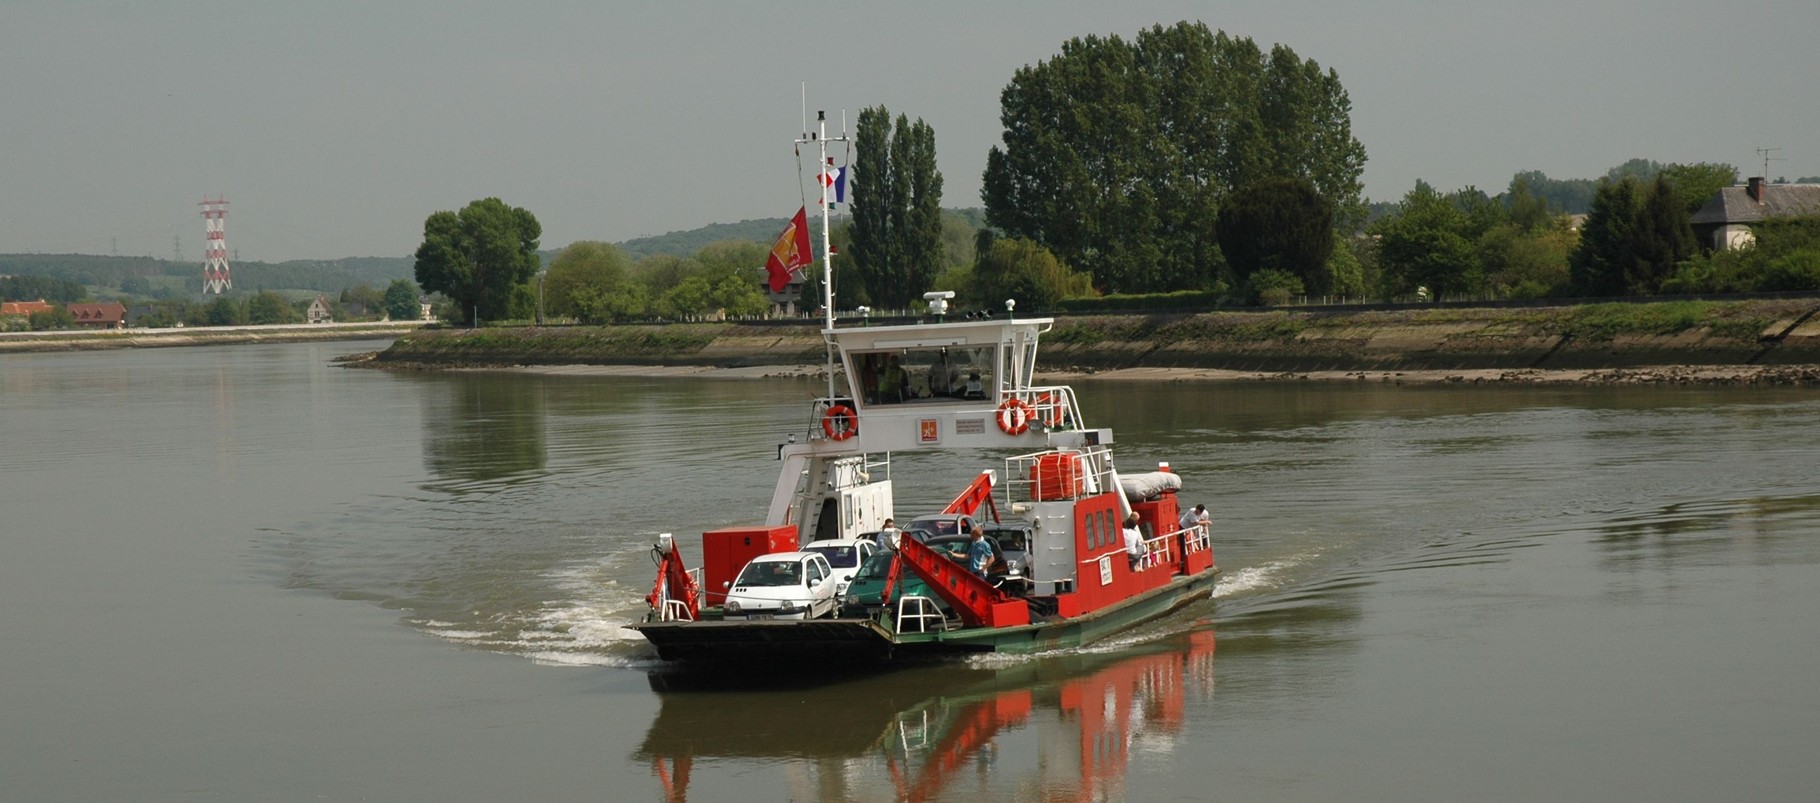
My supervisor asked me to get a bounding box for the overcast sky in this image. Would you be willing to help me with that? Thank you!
[4,1,1817,263]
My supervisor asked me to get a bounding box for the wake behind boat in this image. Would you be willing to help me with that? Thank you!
[625,110,1217,666]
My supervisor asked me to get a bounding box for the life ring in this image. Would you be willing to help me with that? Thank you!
[1034,392,1068,428]
[996,398,1033,435]
[821,404,859,441]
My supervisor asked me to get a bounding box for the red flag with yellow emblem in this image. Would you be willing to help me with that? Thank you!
[764,206,813,292]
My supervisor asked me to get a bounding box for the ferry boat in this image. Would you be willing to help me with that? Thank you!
[627,111,1217,664]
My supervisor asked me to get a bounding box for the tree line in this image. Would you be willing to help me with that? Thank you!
[410,20,1820,323]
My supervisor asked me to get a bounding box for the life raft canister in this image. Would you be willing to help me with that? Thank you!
[996,397,1034,435]
[822,404,859,441]
[1034,391,1068,428]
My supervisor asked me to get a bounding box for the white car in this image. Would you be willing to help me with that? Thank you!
[722,552,837,620]
[802,538,877,595]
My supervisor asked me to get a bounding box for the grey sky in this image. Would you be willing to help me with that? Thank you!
[4,1,1817,263]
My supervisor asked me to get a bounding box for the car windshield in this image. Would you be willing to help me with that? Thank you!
[735,560,802,587]
[808,545,860,569]
[914,518,960,537]
[853,550,895,580]
[986,528,1028,552]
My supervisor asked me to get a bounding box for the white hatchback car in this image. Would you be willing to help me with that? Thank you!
[801,538,877,595]
[722,551,837,620]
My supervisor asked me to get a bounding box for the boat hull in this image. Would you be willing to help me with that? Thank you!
[629,567,1218,665]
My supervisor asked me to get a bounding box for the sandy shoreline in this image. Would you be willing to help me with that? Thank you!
[361,357,1820,386]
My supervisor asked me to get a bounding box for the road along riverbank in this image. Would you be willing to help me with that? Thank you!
[356,299,1820,385]
[0,321,427,353]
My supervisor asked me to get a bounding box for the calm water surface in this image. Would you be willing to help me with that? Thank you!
[3,341,1818,801]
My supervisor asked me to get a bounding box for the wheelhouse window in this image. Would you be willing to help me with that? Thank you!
[852,346,994,406]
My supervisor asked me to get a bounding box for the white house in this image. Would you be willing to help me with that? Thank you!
[1690,178,1820,250]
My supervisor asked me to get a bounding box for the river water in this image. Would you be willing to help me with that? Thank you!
[3,341,1818,801]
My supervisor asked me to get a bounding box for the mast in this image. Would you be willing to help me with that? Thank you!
[797,108,848,400]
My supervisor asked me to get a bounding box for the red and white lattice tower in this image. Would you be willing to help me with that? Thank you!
[199,196,231,294]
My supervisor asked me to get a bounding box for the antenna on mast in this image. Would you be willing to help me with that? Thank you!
[796,101,851,400]
[1757,146,1784,181]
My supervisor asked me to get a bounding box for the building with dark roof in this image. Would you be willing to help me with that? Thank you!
[1689,178,1820,250]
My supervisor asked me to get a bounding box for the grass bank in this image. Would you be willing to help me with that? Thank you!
[371,299,1820,373]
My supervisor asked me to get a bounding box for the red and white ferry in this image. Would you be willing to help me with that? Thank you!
[627,111,1217,664]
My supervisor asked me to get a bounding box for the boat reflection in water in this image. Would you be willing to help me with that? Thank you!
[639,627,1217,801]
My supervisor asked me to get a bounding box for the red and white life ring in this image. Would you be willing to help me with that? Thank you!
[996,398,1034,435]
[1034,391,1068,428]
[821,404,859,441]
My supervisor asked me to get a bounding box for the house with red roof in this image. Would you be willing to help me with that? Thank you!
[67,301,128,329]
[1,299,56,318]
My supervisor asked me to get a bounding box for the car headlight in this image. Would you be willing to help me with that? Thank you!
[725,600,741,613]
[844,594,859,606]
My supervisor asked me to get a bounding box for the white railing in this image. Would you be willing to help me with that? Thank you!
[1140,530,1180,569]
[659,599,694,622]
[1003,384,1082,432]
[1181,524,1212,554]
[1003,443,1114,504]
[894,595,946,634]
[655,568,704,622]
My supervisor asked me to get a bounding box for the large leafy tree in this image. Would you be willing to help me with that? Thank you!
[970,235,1093,312]
[246,291,299,325]
[1216,177,1335,294]
[849,107,944,308]
[1370,182,1482,299]
[1659,162,1738,215]
[383,279,421,322]
[545,241,640,323]
[412,198,541,325]
[983,22,1365,294]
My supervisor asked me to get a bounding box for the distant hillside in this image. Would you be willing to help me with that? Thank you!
[607,208,985,260]
[612,218,793,260]
[2,208,990,297]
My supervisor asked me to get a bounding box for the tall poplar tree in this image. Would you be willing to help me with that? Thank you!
[849,107,944,308]
[983,21,1365,294]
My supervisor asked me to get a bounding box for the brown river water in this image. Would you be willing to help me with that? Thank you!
[3,340,1818,801]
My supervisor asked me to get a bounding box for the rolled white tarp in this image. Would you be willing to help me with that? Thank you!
[1118,471,1183,503]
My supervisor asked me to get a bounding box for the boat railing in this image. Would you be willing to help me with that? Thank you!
[652,568,703,621]
[1003,443,1114,503]
[1140,530,1179,570]
[1180,523,1212,554]
[1002,384,1082,432]
[894,594,946,634]
[809,395,858,442]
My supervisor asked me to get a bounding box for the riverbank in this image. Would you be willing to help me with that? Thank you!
[360,299,1820,385]
[0,320,426,353]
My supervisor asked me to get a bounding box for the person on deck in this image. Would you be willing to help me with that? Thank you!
[1178,504,1210,539]
[879,518,902,551]
[1123,513,1147,571]
[967,526,994,579]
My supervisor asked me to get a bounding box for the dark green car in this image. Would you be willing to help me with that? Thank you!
[837,534,1000,619]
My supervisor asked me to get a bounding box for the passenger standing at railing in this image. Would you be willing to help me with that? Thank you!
[1123,513,1147,571]
[1178,504,1209,539]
